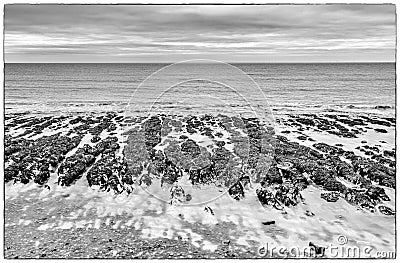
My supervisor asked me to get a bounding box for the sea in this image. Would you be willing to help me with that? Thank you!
[4,63,395,118]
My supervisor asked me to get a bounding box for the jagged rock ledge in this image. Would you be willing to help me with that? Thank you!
[4,112,395,215]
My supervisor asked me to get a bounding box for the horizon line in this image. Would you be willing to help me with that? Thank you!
[4,61,395,64]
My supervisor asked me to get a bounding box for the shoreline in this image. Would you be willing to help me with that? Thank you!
[4,111,396,259]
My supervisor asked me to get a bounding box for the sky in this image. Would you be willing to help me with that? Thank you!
[4,4,396,63]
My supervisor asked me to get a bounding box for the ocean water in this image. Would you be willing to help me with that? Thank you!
[4,63,395,117]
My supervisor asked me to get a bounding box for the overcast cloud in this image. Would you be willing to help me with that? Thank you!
[4,4,396,62]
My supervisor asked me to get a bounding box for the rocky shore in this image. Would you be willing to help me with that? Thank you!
[4,111,396,258]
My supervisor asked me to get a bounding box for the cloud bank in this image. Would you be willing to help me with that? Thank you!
[4,4,396,62]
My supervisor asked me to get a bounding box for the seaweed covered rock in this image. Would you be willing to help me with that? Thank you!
[336,162,358,183]
[309,167,347,193]
[181,139,201,158]
[139,174,152,187]
[256,187,281,209]
[34,170,50,185]
[91,135,101,143]
[323,179,347,193]
[242,118,263,169]
[256,182,303,210]
[275,183,303,207]
[313,143,344,155]
[94,136,119,156]
[5,165,20,183]
[344,188,376,211]
[228,182,245,201]
[189,164,216,185]
[353,158,395,188]
[4,133,82,185]
[86,154,128,193]
[58,144,96,186]
[143,116,162,153]
[365,185,390,202]
[261,166,283,185]
[161,160,183,186]
[378,205,395,216]
[321,192,340,202]
[170,185,186,205]
[148,150,167,176]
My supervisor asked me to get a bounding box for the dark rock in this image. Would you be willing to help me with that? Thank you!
[353,158,395,188]
[305,210,315,217]
[215,132,224,138]
[378,205,395,216]
[296,118,314,126]
[86,150,130,193]
[310,168,333,186]
[91,135,101,143]
[222,240,230,245]
[366,185,389,202]
[313,143,344,155]
[323,179,347,193]
[189,165,216,185]
[374,105,391,109]
[297,135,307,141]
[143,116,162,152]
[19,170,33,184]
[374,128,387,133]
[215,141,226,147]
[34,170,50,185]
[228,182,244,201]
[262,221,275,225]
[161,161,182,186]
[181,139,201,158]
[336,162,357,183]
[256,187,278,208]
[383,150,395,158]
[5,166,19,183]
[170,185,186,204]
[139,174,152,186]
[204,206,215,215]
[261,166,283,185]
[258,182,303,209]
[321,192,340,202]
[344,188,375,210]
[309,242,326,257]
